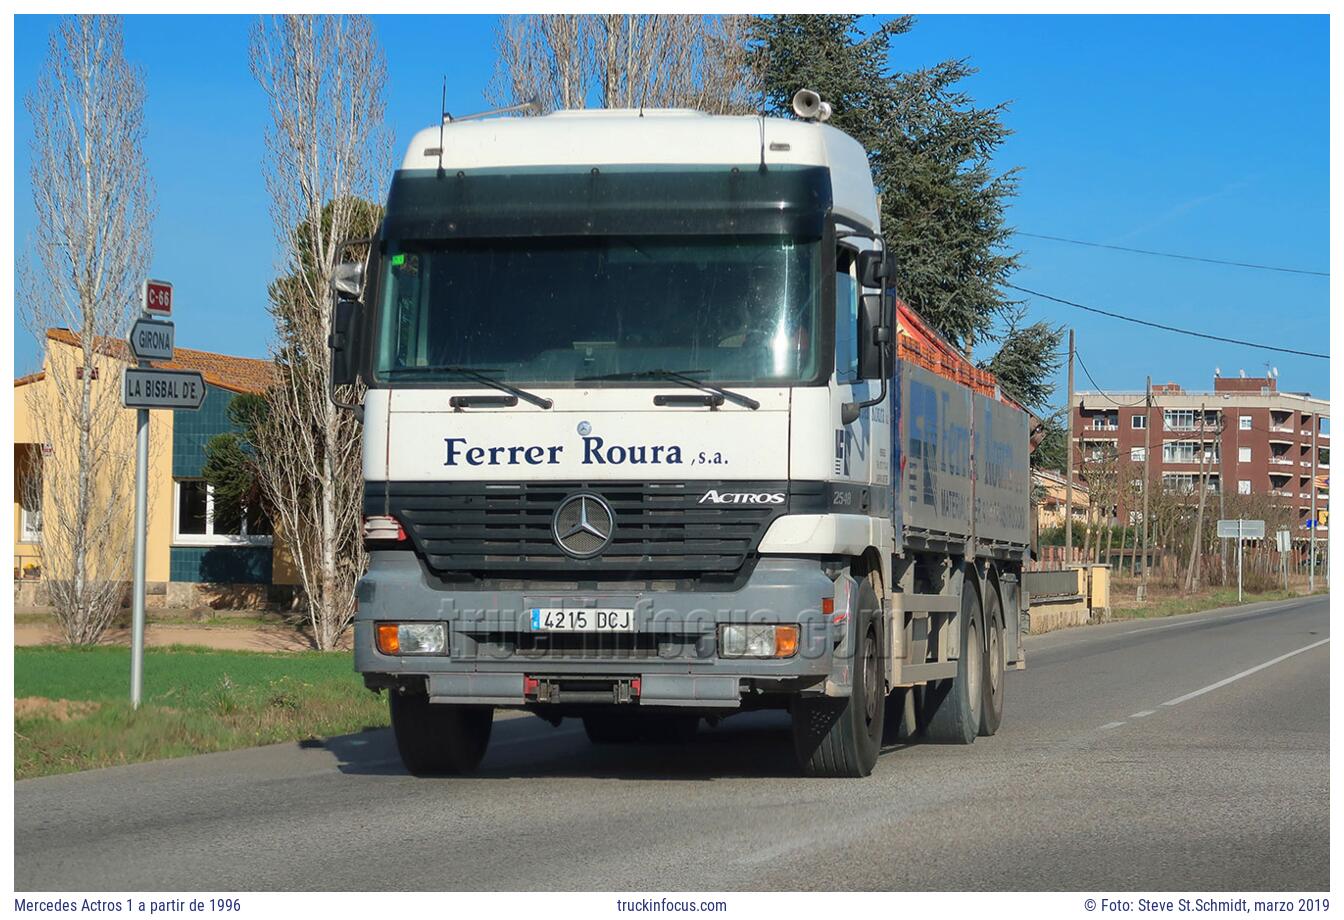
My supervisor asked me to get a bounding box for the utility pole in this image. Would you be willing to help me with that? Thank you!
[1184,403,1214,593]
[1065,329,1075,565]
[1138,376,1152,602]
[1310,415,1318,592]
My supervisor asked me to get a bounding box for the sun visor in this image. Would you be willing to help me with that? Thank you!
[382,165,832,240]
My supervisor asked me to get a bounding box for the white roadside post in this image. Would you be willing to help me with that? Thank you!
[123,280,204,708]
[1276,528,1291,593]
[1217,518,1265,604]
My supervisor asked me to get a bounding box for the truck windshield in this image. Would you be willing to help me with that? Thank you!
[372,235,822,387]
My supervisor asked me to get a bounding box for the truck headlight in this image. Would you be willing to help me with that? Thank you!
[718,624,799,658]
[375,622,446,656]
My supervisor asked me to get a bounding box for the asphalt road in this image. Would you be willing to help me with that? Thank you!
[16,594,1329,892]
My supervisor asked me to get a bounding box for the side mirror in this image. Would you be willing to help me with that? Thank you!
[332,261,366,299]
[857,250,896,289]
[329,299,361,388]
[857,293,890,380]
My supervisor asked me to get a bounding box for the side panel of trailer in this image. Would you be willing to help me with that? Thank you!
[971,390,1032,549]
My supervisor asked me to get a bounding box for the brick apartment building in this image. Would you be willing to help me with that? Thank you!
[1071,373,1329,537]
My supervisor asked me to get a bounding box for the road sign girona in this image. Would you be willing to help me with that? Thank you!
[122,367,205,410]
[128,317,175,362]
[143,279,173,316]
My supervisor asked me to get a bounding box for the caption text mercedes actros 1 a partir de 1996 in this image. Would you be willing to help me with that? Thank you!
[328,91,1032,778]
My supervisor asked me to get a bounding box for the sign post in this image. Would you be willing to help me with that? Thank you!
[1217,519,1264,603]
[124,280,198,709]
[1276,528,1291,593]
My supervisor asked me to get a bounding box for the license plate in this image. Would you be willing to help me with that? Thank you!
[529,608,635,632]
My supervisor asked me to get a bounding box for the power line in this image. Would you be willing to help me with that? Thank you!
[1016,231,1329,278]
[1007,284,1330,360]
[1073,348,1147,406]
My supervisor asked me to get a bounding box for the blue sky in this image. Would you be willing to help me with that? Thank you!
[12,14,1330,402]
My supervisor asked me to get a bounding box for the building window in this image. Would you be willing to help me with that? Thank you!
[1162,440,1219,464]
[1239,415,1252,431]
[1130,447,1146,462]
[1238,480,1251,495]
[1162,473,1197,494]
[173,479,273,546]
[1131,414,1147,430]
[1238,446,1251,463]
[1082,440,1117,462]
[17,449,42,544]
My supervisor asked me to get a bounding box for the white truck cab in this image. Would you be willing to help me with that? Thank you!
[330,103,1029,777]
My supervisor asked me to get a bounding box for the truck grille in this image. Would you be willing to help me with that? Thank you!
[366,480,804,584]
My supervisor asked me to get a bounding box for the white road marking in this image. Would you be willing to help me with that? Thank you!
[1160,638,1330,708]
[1130,710,1156,719]
[1100,721,1126,730]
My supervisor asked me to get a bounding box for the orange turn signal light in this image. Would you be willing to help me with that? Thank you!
[774,625,800,658]
[375,623,400,655]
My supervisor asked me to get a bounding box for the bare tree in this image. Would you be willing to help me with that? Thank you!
[491,14,758,114]
[250,15,391,650]
[19,16,155,645]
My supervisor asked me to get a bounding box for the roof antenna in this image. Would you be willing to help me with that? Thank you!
[437,76,448,179]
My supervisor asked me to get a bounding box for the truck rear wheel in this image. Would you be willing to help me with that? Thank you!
[791,579,884,777]
[979,584,1006,737]
[922,575,983,745]
[389,692,493,776]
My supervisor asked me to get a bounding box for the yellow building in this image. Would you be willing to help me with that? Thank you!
[14,328,298,608]
[1033,467,1090,530]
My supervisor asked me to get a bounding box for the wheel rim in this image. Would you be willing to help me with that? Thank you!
[862,629,880,728]
[966,622,981,718]
[989,624,1002,697]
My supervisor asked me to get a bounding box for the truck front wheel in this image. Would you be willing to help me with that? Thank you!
[791,579,885,777]
[389,692,493,776]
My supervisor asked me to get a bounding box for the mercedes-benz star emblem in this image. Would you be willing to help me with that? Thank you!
[552,492,615,558]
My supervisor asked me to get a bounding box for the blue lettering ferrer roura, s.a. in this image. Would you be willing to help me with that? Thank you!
[444,436,687,467]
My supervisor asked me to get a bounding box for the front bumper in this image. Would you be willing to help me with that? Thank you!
[354,553,841,708]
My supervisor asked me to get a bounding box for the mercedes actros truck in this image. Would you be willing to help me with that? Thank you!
[329,94,1032,778]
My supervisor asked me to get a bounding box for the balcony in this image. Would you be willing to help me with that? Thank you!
[1269,457,1294,466]
[1270,425,1295,434]
[1270,489,1294,498]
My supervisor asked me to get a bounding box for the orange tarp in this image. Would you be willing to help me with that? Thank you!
[895,299,1026,413]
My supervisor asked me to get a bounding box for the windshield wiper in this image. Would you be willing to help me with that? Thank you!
[385,365,553,409]
[577,368,760,410]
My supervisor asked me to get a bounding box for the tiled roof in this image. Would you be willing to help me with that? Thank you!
[14,371,45,387]
[41,328,275,395]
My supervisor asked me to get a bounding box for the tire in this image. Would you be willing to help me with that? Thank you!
[979,583,1006,737]
[922,572,983,745]
[389,692,493,776]
[792,579,885,777]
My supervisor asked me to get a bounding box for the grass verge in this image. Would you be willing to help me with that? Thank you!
[1109,587,1320,621]
[14,644,387,780]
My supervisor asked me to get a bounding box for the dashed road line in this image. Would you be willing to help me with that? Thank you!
[1096,636,1329,732]
[1160,638,1330,708]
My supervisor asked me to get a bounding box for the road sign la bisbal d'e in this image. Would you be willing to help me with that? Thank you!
[122,367,206,410]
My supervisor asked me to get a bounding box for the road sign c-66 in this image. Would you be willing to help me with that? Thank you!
[143,279,173,316]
